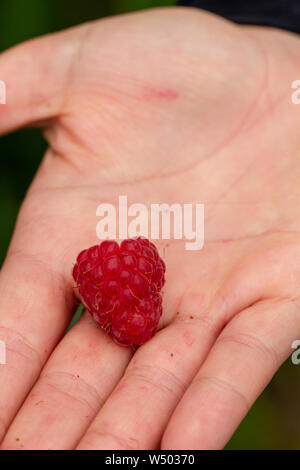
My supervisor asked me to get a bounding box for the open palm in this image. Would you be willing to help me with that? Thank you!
[1,7,300,449]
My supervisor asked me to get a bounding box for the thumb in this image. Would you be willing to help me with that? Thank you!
[0,23,88,135]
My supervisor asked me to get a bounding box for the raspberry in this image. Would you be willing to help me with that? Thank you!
[72,238,166,347]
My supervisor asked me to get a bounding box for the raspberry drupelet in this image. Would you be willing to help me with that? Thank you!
[72,238,166,347]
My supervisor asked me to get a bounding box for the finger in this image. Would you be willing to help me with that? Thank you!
[76,309,222,450]
[1,312,131,450]
[0,23,88,134]
[162,298,300,449]
[0,242,77,441]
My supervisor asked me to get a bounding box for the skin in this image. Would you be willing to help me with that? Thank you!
[0,7,300,450]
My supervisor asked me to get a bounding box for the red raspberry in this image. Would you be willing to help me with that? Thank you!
[72,238,165,347]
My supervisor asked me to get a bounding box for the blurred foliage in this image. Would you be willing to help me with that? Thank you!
[0,0,299,450]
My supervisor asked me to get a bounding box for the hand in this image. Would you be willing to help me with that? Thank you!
[0,7,300,450]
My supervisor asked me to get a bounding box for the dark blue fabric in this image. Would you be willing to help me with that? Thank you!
[177,0,300,33]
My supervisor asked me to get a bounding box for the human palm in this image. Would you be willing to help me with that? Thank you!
[1,7,300,449]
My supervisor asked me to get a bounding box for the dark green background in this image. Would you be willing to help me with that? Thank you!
[0,0,299,450]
